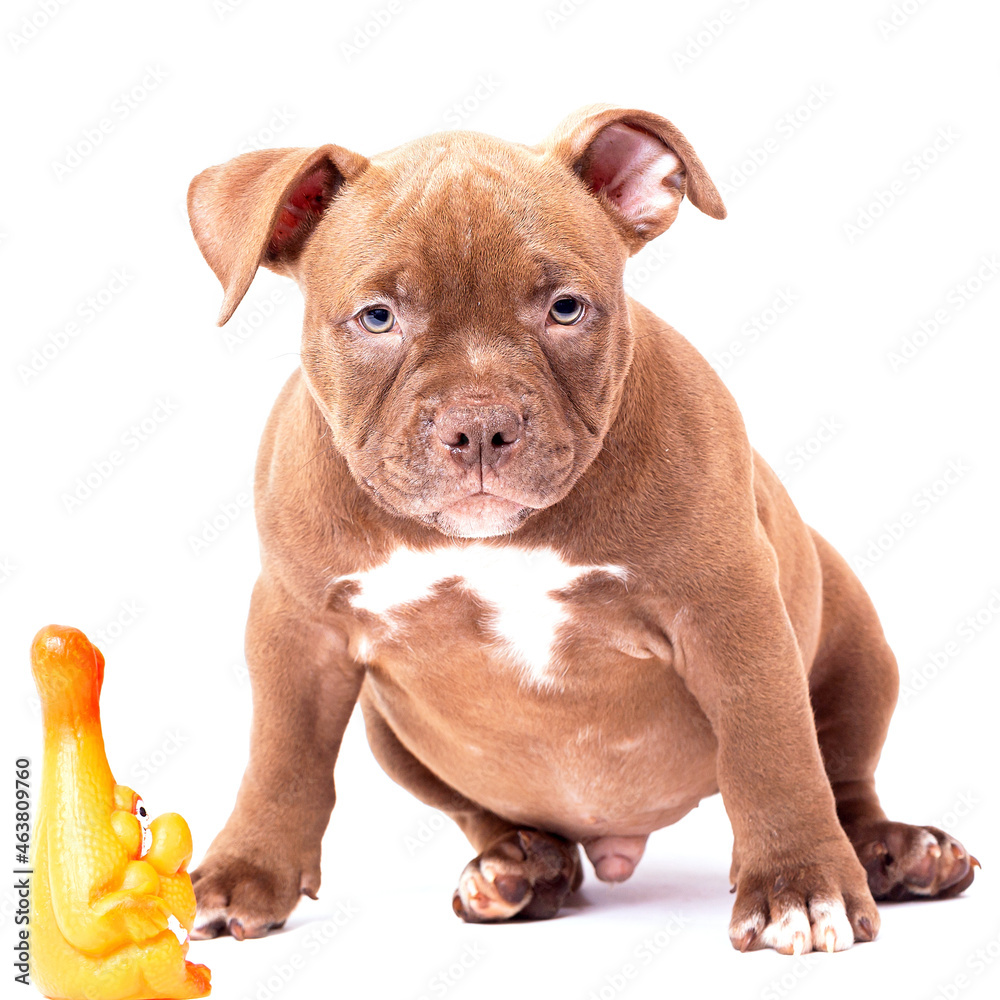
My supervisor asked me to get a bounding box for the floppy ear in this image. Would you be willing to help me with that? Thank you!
[540,104,726,252]
[188,144,369,325]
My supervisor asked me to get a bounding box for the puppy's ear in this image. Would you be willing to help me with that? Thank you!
[541,105,726,252]
[188,144,369,325]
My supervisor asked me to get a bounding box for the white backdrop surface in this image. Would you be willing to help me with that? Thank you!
[2,1,999,998]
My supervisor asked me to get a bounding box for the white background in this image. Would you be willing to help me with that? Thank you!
[3,1,999,998]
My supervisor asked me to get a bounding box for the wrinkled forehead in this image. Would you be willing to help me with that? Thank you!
[308,131,625,315]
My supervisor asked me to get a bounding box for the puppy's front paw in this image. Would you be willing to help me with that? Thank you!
[729,843,879,954]
[452,829,582,923]
[191,851,313,940]
[852,821,979,901]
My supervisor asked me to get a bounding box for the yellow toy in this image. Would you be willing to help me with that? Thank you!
[29,625,211,999]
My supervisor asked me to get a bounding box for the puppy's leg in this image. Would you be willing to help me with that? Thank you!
[809,531,978,902]
[680,549,881,954]
[191,576,364,939]
[361,696,582,922]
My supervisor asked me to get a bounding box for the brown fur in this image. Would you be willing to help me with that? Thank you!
[185,106,975,951]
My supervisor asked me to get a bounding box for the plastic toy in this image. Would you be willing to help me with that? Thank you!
[29,625,211,999]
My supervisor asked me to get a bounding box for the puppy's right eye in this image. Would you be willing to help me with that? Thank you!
[358,306,396,334]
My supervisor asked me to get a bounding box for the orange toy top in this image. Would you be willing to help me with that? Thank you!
[29,625,211,1000]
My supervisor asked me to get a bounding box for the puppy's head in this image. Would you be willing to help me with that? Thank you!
[189,106,725,538]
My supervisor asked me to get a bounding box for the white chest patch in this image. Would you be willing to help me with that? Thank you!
[342,544,627,687]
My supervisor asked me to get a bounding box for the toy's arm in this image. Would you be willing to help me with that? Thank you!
[44,796,173,956]
[47,842,172,957]
[46,862,172,957]
[87,891,172,946]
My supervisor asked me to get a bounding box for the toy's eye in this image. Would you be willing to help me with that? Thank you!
[358,306,396,334]
[548,296,585,325]
[135,797,152,856]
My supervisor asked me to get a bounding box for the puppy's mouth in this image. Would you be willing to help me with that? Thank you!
[429,491,533,539]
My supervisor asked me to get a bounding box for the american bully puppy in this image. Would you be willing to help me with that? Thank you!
[186,105,976,954]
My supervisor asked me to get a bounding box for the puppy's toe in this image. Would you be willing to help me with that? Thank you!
[852,821,978,901]
[453,864,529,922]
[452,829,582,923]
[808,897,856,953]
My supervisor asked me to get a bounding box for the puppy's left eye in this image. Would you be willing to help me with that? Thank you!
[548,296,585,325]
[358,306,396,334]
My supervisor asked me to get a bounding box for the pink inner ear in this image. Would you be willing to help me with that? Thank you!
[582,123,685,227]
[267,164,334,259]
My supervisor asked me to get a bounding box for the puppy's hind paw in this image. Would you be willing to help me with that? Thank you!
[852,821,979,901]
[452,829,582,923]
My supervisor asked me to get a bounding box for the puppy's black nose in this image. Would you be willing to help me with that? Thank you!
[437,403,523,469]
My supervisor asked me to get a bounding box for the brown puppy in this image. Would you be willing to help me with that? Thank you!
[186,106,976,954]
